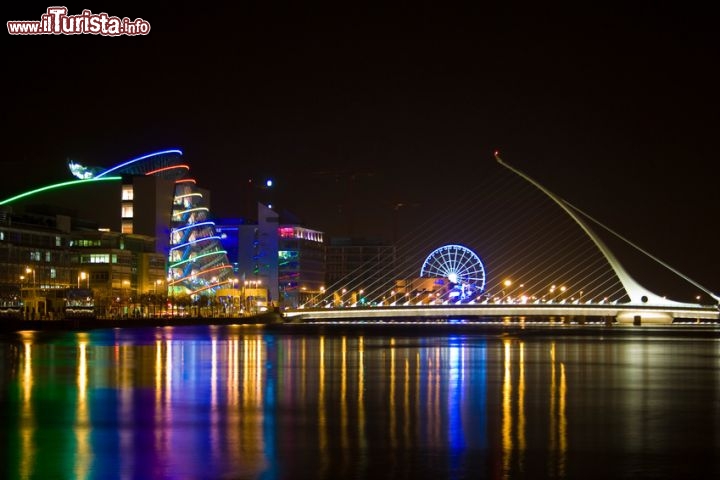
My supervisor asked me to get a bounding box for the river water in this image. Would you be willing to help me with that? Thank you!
[1,324,719,479]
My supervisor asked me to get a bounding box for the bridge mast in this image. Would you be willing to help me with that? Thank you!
[494,152,707,307]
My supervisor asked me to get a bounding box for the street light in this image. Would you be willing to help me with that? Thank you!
[26,267,35,289]
[502,279,512,302]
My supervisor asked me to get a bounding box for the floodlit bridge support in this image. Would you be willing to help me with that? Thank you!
[492,153,718,325]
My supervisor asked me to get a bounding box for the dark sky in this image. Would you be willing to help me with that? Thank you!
[4,2,719,295]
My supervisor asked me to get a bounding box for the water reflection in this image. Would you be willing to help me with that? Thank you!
[20,334,33,480]
[1,327,719,479]
[75,335,90,479]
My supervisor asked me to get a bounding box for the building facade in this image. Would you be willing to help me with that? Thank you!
[0,207,166,318]
[0,149,234,303]
[278,225,325,309]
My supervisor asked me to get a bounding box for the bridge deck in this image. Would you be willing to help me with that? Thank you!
[285,303,719,323]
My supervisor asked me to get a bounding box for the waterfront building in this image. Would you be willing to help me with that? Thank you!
[218,203,325,310]
[0,207,165,317]
[278,224,325,309]
[0,150,233,312]
[324,237,396,302]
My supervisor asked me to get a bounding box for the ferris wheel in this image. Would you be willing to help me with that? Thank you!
[420,244,486,293]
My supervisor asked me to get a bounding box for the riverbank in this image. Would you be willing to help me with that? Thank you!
[0,311,284,332]
[2,314,718,337]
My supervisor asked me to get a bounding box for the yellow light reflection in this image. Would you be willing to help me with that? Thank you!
[415,352,420,448]
[341,336,348,452]
[404,357,410,446]
[255,338,262,403]
[228,334,240,467]
[548,343,568,478]
[23,340,33,403]
[154,338,163,458]
[75,338,90,479]
[318,336,328,476]
[236,334,266,472]
[390,337,396,449]
[20,339,34,480]
[502,340,512,478]
[357,336,366,452]
[559,362,567,478]
[549,343,557,476]
[301,338,307,406]
[518,342,526,468]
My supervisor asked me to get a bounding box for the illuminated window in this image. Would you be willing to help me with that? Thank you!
[121,204,134,218]
[79,253,119,264]
[122,185,134,201]
[50,268,56,279]
[122,220,133,234]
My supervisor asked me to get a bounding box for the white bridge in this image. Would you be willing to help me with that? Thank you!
[284,302,719,324]
[284,153,719,326]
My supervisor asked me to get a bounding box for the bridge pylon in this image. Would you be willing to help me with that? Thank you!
[494,152,717,323]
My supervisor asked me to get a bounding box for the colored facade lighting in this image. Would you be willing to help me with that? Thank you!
[4,148,233,299]
[169,250,229,268]
[95,149,183,178]
[101,149,233,297]
[173,207,209,216]
[170,236,222,251]
[175,193,203,200]
[0,176,122,205]
[171,221,215,234]
[168,264,233,285]
[145,164,191,176]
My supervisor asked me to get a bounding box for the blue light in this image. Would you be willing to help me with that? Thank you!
[266,179,273,188]
[95,149,183,178]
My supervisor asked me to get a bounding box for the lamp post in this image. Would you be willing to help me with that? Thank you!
[231,278,239,316]
[153,279,163,317]
[122,280,130,317]
[26,267,35,289]
[502,279,512,302]
[243,280,248,315]
[311,286,326,308]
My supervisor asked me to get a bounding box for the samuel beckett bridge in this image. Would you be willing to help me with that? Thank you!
[285,153,719,325]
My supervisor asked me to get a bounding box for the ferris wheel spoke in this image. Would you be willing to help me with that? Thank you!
[420,244,486,294]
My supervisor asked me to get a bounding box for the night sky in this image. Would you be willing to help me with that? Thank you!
[4,2,719,295]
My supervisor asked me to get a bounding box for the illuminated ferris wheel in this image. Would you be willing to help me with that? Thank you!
[420,244,486,295]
